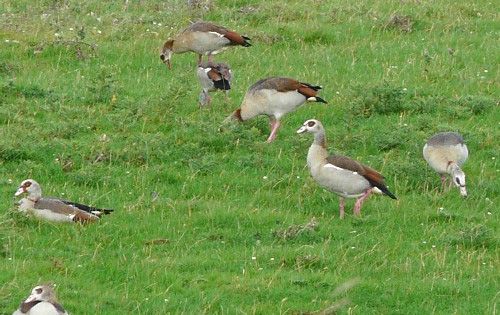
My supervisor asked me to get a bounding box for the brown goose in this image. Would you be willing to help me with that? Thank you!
[297,119,396,218]
[160,21,251,69]
[423,132,468,197]
[14,179,113,223]
[196,61,232,106]
[227,77,327,143]
[13,285,68,315]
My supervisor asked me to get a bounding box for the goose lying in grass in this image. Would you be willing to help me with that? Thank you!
[227,77,327,143]
[297,119,397,218]
[160,21,251,69]
[423,131,468,197]
[13,285,68,315]
[14,179,113,223]
[196,62,232,106]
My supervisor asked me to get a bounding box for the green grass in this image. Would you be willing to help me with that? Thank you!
[0,0,498,313]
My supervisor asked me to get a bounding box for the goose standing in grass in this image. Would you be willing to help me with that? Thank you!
[13,285,68,315]
[423,132,468,197]
[160,21,251,69]
[197,62,232,106]
[14,179,113,223]
[226,77,327,143]
[297,119,397,218]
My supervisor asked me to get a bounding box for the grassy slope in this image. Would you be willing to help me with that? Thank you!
[0,0,498,313]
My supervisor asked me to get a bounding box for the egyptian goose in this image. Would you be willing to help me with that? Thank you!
[13,285,68,315]
[160,21,251,69]
[297,119,397,218]
[423,132,468,197]
[14,179,113,223]
[196,62,232,106]
[227,77,327,143]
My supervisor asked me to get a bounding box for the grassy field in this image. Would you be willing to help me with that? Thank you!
[0,0,498,313]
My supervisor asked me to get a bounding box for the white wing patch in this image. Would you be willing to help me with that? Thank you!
[204,68,212,73]
[209,31,225,37]
[324,163,344,170]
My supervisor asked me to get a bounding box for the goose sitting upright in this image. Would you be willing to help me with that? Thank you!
[160,21,251,69]
[297,119,397,218]
[13,285,68,315]
[423,132,468,197]
[14,179,113,223]
[227,77,327,143]
[196,62,232,106]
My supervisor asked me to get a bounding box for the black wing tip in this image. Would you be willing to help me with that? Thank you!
[384,190,397,200]
[242,35,251,40]
[301,82,323,91]
[213,79,231,90]
[243,41,252,47]
[315,96,327,104]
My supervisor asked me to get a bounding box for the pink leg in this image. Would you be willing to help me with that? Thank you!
[353,189,373,216]
[208,54,214,63]
[266,119,281,143]
[197,54,202,65]
[339,197,345,219]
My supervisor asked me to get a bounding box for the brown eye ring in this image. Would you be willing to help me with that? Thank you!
[307,121,315,127]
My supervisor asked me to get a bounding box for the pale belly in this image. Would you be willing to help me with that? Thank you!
[29,209,73,222]
[312,165,371,198]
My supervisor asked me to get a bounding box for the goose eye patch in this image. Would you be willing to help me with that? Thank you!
[307,121,315,127]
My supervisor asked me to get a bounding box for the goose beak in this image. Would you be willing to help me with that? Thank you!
[460,186,467,198]
[14,187,25,196]
[24,293,37,303]
[296,126,307,134]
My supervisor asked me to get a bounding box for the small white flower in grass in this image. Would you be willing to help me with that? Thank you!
[403,123,408,126]
[146,29,150,32]
[482,262,486,265]
[262,176,268,180]
[251,256,256,260]
[153,21,157,25]
[8,179,13,183]
[258,267,263,271]
[484,69,488,73]
[350,246,356,249]
[402,88,407,92]
[96,17,101,22]
[126,171,130,174]
[77,264,82,267]
[5,39,9,43]
[61,193,65,196]
[336,91,340,95]
[8,257,12,261]
[164,298,168,302]
[69,27,73,31]
[97,30,102,34]
[296,176,300,179]
[145,298,149,301]
[349,230,357,234]
[128,192,132,195]
[432,245,436,248]
[492,157,495,160]
[158,23,162,26]
[54,33,60,37]
[422,241,427,244]
[487,212,492,215]
[270,257,274,261]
